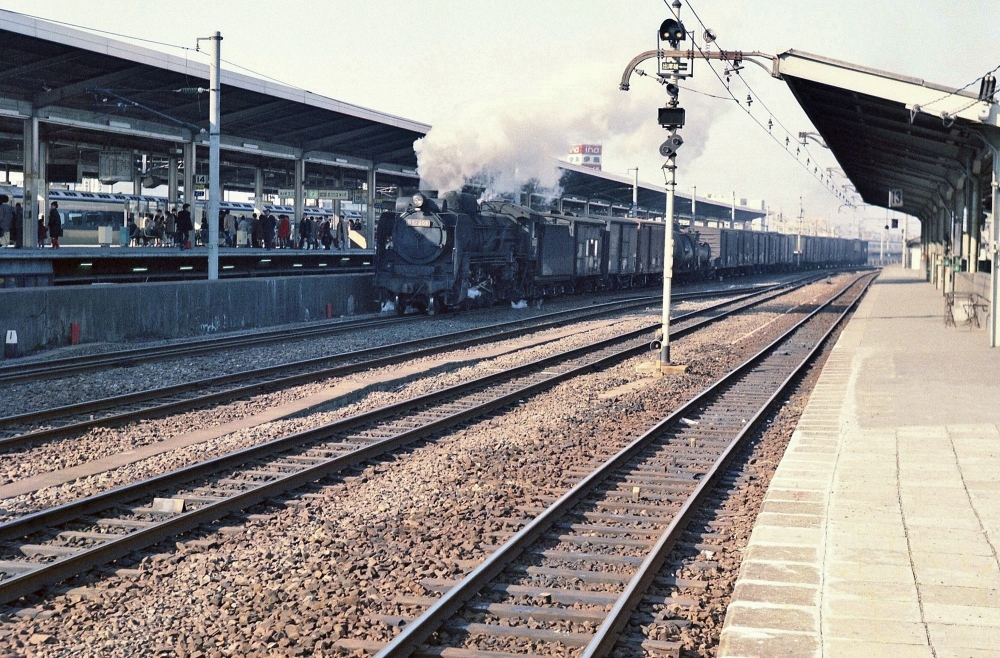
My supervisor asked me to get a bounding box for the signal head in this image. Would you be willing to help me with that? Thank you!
[659,134,684,158]
[658,18,686,47]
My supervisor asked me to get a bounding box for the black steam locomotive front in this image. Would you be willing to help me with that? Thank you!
[375,192,459,315]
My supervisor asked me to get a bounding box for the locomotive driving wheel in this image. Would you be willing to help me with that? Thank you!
[394,294,407,316]
[426,294,440,316]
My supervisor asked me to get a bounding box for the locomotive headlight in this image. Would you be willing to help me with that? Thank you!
[412,193,426,209]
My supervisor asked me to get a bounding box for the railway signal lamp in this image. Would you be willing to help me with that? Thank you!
[658,107,686,130]
[659,134,684,158]
[659,18,686,47]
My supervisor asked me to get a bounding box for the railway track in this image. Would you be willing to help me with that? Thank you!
[0,282,779,386]
[0,273,833,605]
[371,271,875,658]
[0,277,817,451]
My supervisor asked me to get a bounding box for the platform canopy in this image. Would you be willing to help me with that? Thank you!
[776,50,999,220]
[555,161,765,224]
[775,49,1000,346]
[0,9,429,172]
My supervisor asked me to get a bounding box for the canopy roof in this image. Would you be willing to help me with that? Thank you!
[0,9,429,168]
[776,50,999,220]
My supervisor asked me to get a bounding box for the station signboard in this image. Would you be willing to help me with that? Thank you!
[98,151,132,184]
[277,188,351,200]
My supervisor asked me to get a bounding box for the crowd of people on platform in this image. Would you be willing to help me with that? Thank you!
[124,207,356,250]
[0,195,358,250]
[0,195,62,249]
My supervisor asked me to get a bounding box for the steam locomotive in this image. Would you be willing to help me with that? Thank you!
[374,191,867,315]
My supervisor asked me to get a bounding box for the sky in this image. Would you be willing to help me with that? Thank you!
[0,0,997,236]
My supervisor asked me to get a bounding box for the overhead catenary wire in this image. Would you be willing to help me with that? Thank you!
[675,1,850,205]
[5,9,199,53]
[684,0,840,194]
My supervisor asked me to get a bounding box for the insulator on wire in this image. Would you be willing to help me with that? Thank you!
[746,94,753,107]
[767,118,773,131]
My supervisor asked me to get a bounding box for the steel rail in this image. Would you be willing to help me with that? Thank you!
[0,277,815,450]
[582,272,877,657]
[0,293,658,445]
[0,282,778,385]
[373,272,875,658]
[0,274,825,604]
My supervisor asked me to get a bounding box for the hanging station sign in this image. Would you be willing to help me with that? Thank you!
[98,151,133,184]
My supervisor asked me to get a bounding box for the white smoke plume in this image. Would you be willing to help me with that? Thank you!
[414,61,730,197]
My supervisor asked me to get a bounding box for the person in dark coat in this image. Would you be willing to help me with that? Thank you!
[0,194,12,248]
[47,201,62,248]
[262,209,277,250]
[297,215,312,249]
[176,203,193,250]
[320,219,333,250]
[251,213,263,248]
[12,203,22,248]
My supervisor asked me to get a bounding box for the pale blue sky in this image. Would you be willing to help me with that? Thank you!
[0,0,996,232]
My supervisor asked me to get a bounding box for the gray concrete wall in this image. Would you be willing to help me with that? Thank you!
[0,274,376,354]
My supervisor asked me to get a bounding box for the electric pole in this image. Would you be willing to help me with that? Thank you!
[796,197,804,268]
[628,167,639,218]
[200,31,222,280]
[621,1,689,372]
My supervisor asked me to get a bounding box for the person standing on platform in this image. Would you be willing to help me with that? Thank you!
[277,214,291,249]
[338,214,350,249]
[47,201,62,248]
[320,219,333,250]
[0,195,11,248]
[262,208,276,250]
[12,202,22,248]
[176,203,193,250]
[238,214,250,247]
[309,217,320,250]
[251,213,262,248]
[224,210,236,248]
[298,214,311,249]
[165,208,177,245]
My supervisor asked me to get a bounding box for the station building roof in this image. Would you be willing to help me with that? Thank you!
[556,161,766,223]
[776,50,1000,222]
[0,9,429,172]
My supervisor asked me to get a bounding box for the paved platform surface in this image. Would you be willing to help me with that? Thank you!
[719,266,1000,658]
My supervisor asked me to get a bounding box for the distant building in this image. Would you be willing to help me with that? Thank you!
[567,144,602,170]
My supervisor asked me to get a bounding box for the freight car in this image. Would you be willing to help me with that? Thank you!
[374,191,866,314]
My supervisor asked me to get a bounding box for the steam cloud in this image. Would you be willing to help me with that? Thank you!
[414,63,729,197]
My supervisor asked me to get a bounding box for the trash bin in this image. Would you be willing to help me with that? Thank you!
[4,330,17,359]
[118,227,129,246]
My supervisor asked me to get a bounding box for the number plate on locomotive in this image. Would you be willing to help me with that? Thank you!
[405,218,432,228]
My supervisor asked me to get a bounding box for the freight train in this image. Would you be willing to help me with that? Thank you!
[374,191,868,315]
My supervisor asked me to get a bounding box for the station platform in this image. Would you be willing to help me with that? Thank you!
[0,245,374,286]
[719,266,1000,657]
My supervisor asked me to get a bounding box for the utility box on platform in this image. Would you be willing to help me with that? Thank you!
[3,330,17,358]
[98,226,113,245]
